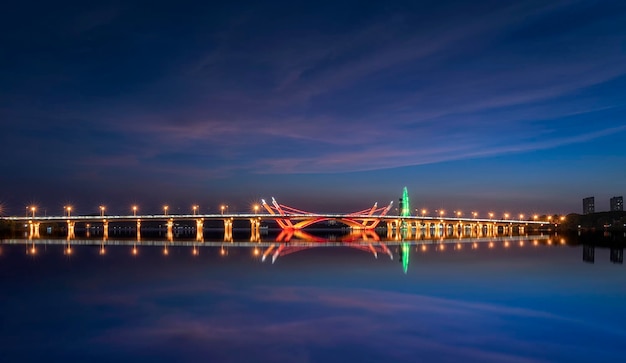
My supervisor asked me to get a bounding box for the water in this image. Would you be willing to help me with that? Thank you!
[1,231,625,362]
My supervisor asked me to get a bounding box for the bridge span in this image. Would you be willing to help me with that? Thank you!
[4,211,549,241]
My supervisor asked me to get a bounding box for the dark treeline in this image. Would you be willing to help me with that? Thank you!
[561,211,626,231]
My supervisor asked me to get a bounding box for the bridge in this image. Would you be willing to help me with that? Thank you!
[2,188,551,241]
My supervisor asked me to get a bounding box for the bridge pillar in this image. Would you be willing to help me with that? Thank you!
[28,221,41,239]
[196,218,204,242]
[67,220,75,239]
[386,221,393,239]
[136,219,141,241]
[167,219,174,242]
[250,218,260,241]
[414,222,422,239]
[224,218,233,241]
[103,220,109,240]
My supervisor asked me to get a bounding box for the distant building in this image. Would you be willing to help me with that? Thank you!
[583,197,595,215]
[610,196,623,212]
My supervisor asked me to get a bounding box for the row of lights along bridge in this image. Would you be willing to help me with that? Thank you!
[22,204,565,222]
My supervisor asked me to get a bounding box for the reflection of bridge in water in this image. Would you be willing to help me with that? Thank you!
[2,233,557,274]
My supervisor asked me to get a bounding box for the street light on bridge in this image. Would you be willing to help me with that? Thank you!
[504,213,509,220]
[456,211,462,217]
[421,209,426,217]
[132,205,138,216]
[65,206,72,217]
[29,206,36,218]
[220,205,228,215]
[253,204,260,214]
[488,212,494,219]
[472,211,478,218]
[519,214,524,220]
[163,205,169,216]
[192,205,198,215]
[99,205,105,217]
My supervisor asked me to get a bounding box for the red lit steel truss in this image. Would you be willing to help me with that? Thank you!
[261,197,393,230]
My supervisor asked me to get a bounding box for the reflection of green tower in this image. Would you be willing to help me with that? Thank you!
[401,243,410,274]
[399,187,410,274]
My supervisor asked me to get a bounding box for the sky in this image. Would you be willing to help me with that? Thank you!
[1,0,626,216]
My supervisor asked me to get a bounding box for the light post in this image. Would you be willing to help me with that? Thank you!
[220,205,227,215]
[100,205,105,217]
[132,205,138,216]
[253,204,259,214]
[30,206,36,218]
[488,212,494,220]
[65,206,72,217]
[456,211,462,217]
[504,213,509,220]
[533,215,538,221]
[163,205,169,216]
[472,211,477,219]
[519,214,524,220]
[421,209,426,217]
[192,205,198,216]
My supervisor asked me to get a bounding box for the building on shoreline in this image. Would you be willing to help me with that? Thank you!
[583,197,595,215]
[610,196,623,212]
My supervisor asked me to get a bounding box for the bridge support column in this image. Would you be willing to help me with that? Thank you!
[250,218,260,242]
[136,219,141,241]
[67,220,75,239]
[103,220,109,240]
[386,221,393,239]
[167,219,174,242]
[224,218,233,242]
[196,218,204,242]
[28,221,41,239]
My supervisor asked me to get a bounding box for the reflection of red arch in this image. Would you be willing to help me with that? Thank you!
[261,198,393,230]
[262,229,392,263]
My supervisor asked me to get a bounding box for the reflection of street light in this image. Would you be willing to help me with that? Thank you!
[100,205,105,217]
[163,205,169,216]
[132,205,138,216]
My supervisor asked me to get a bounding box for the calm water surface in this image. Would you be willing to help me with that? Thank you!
[1,231,625,363]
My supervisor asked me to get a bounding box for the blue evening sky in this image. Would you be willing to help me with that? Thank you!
[1,0,625,215]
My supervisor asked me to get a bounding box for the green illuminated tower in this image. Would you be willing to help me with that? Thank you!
[400,186,411,217]
[399,186,411,274]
